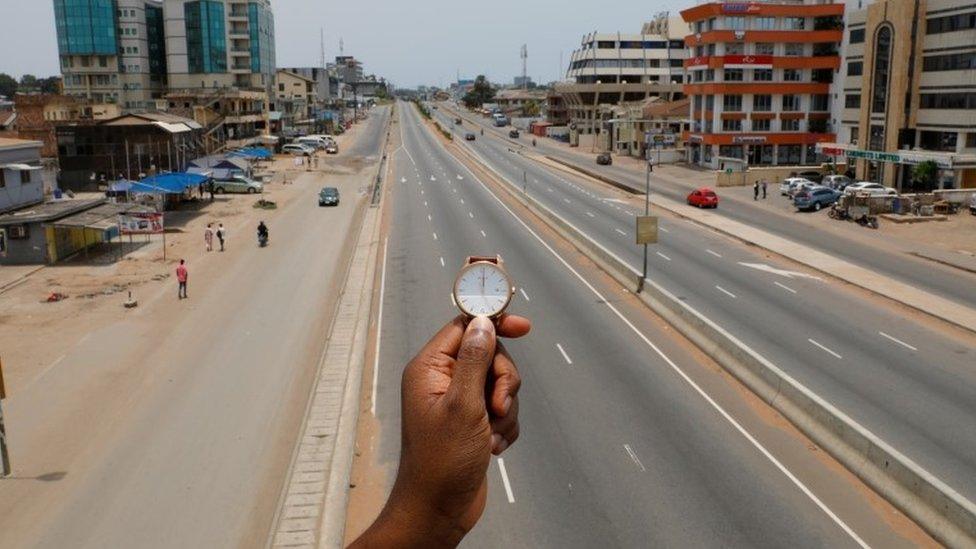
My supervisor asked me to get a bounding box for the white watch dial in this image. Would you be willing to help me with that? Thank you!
[454,262,513,317]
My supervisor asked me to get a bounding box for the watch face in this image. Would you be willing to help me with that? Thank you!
[454,261,514,317]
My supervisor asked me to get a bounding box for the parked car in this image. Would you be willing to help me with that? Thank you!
[793,186,841,211]
[465,133,476,141]
[844,181,898,196]
[596,152,613,165]
[298,136,328,150]
[780,177,816,196]
[214,175,263,194]
[509,129,520,138]
[318,187,340,207]
[283,143,314,156]
[325,143,338,154]
[687,187,719,208]
[796,170,824,184]
[822,174,853,190]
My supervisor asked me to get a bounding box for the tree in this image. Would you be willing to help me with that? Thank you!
[911,160,939,191]
[462,75,495,108]
[18,74,39,93]
[522,99,540,117]
[39,76,62,94]
[0,73,16,98]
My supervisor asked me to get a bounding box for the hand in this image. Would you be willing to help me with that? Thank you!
[351,314,531,548]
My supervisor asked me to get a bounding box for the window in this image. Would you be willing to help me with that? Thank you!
[0,170,5,187]
[869,125,885,150]
[755,42,775,55]
[725,42,744,55]
[98,56,107,67]
[922,52,976,71]
[919,92,976,109]
[754,69,772,81]
[849,28,865,43]
[752,118,771,131]
[719,145,744,159]
[783,69,802,81]
[753,94,772,111]
[782,119,801,131]
[968,133,976,148]
[279,83,285,91]
[755,17,775,30]
[845,94,861,108]
[784,17,805,30]
[918,130,958,152]
[926,12,976,34]
[847,61,863,76]
[20,169,32,183]
[597,40,615,48]
[728,17,746,30]
[779,145,802,164]
[723,94,743,111]
[782,94,801,110]
[812,94,830,111]
[850,126,859,145]
[725,69,743,81]
[722,119,743,131]
[785,43,804,56]
[871,25,893,113]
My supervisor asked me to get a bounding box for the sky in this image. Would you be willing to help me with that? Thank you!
[0,0,689,88]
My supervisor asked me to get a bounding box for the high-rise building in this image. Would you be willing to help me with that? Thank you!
[680,1,844,168]
[54,0,168,110]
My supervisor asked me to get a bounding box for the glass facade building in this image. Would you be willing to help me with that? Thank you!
[54,0,119,55]
[249,1,276,76]
[146,3,167,77]
[185,0,227,74]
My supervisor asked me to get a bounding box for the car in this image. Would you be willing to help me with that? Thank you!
[454,118,463,125]
[796,170,824,184]
[822,174,853,190]
[793,186,841,211]
[779,177,815,196]
[596,152,613,165]
[214,175,263,194]
[318,187,340,207]
[297,136,328,150]
[687,187,719,208]
[970,194,976,215]
[509,129,520,138]
[465,133,476,141]
[844,181,898,196]
[283,143,314,156]
[325,144,338,154]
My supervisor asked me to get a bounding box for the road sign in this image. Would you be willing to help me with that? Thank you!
[636,216,659,245]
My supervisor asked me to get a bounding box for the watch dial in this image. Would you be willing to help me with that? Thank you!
[454,263,512,317]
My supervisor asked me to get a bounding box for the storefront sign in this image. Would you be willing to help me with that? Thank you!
[724,55,773,68]
[733,136,767,144]
[119,212,164,235]
[646,132,677,145]
[818,145,954,169]
[722,2,761,13]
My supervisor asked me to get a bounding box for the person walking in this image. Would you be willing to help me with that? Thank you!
[761,178,768,199]
[204,223,214,252]
[753,180,760,201]
[216,223,226,252]
[176,259,188,299]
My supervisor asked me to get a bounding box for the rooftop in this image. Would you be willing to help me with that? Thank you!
[0,198,105,225]
[0,137,43,150]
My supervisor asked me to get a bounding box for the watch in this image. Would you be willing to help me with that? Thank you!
[452,255,516,319]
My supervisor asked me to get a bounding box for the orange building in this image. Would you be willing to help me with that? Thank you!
[680,1,844,168]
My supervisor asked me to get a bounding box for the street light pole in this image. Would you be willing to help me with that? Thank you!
[637,158,652,293]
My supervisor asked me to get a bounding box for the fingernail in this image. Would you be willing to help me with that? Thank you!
[468,315,494,337]
[502,396,513,415]
[491,433,502,451]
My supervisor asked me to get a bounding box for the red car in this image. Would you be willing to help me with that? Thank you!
[687,187,719,208]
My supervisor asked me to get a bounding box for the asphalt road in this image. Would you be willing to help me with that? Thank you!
[428,105,976,509]
[447,106,976,310]
[0,109,389,549]
[367,101,930,547]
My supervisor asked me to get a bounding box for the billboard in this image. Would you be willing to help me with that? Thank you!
[119,212,164,235]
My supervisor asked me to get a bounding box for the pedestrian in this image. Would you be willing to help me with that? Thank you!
[761,178,768,199]
[753,180,759,201]
[204,223,214,252]
[209,181,215,202]
[176,259,188,299]
[216,223,226,252]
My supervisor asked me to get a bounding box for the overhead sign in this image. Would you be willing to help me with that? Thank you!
[119,212,164,235]
[636,216,659,245]
[733,136,767,144]
[724,55,773,68]
[722,2,761,13]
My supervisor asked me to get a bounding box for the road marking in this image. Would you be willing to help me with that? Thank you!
[564,198,571,204]
[658,226,669,233]
[453,188,457,193]
[427,214,432,222]
[809,339,842,359]
[420,189,424,195]
[371,238,389,416]
[432,232,438,241]
[423,201,428,207]
[774,281,797,294]
[656,252,671,262]
[430,175,436,181]
[715,285,737,299]
[497,458,515,503]
[480,229,487,238]
[468,212,474,218]
[457,174,464,180]
[400,177,407,183]
[623,444,646,472]
[706,249,722,258]
[615,228,626,236]
[586,211,595,218]
[555,343,573,364]
[879,331,918,351]
[460,198,465,204]
[417,109,871,548]
[519,288,530,301]
[439,256,445,267]
[739,262,822,281]
[547,187,553,192]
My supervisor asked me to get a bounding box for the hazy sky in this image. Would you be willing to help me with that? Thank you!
[0,0,688,87]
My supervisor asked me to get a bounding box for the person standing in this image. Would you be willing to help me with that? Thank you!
[176,259,188,299]
[761,178,768,199]
[216,223,226,252]
[753,180,759,201]
[204,223,214,252]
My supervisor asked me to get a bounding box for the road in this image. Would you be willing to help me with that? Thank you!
[429,104,976,506]
[365,101,930,547]
[446,105,976,310]
[0,107,390,549]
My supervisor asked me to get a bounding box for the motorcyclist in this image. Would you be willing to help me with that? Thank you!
[257,221,269,243]
[480,128,484,136]
[532,138,537,147]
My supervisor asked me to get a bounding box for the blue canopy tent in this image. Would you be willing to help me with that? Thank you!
[135,172,209,194]
[228,147,273,160]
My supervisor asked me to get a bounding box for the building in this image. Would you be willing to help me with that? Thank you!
[680,1,844,169]
[54,0,168,110]
[273,70,315,131]
[55,111,204,189]
[12,94,121,157]
[555,14,689,150]
[546,92,569,126]
[513,76,535,88]
[162,88,268,150]
[492,89,548,117]
[0,138,46,214]
[822,0,976,189]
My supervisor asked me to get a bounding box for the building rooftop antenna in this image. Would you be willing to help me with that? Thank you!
[521,44,528,89]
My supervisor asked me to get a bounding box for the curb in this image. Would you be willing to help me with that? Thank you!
[449,137,976,547]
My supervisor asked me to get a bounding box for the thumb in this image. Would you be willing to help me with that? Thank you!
[449,315,497,401]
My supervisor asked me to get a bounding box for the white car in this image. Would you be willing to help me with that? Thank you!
[822,174,853,190]
[780,177,816,196]
[844,181,898,196]
[283,143,315,156]
[297,136,328,150]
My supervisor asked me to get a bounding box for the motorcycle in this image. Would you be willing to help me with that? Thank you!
[258,232,269,247]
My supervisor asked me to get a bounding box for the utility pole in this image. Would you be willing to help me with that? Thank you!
[521,44,528,90]
[0,357,10,477]
[637,159,652,294]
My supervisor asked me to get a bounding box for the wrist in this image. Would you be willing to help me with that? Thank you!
[353,478,466,548]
